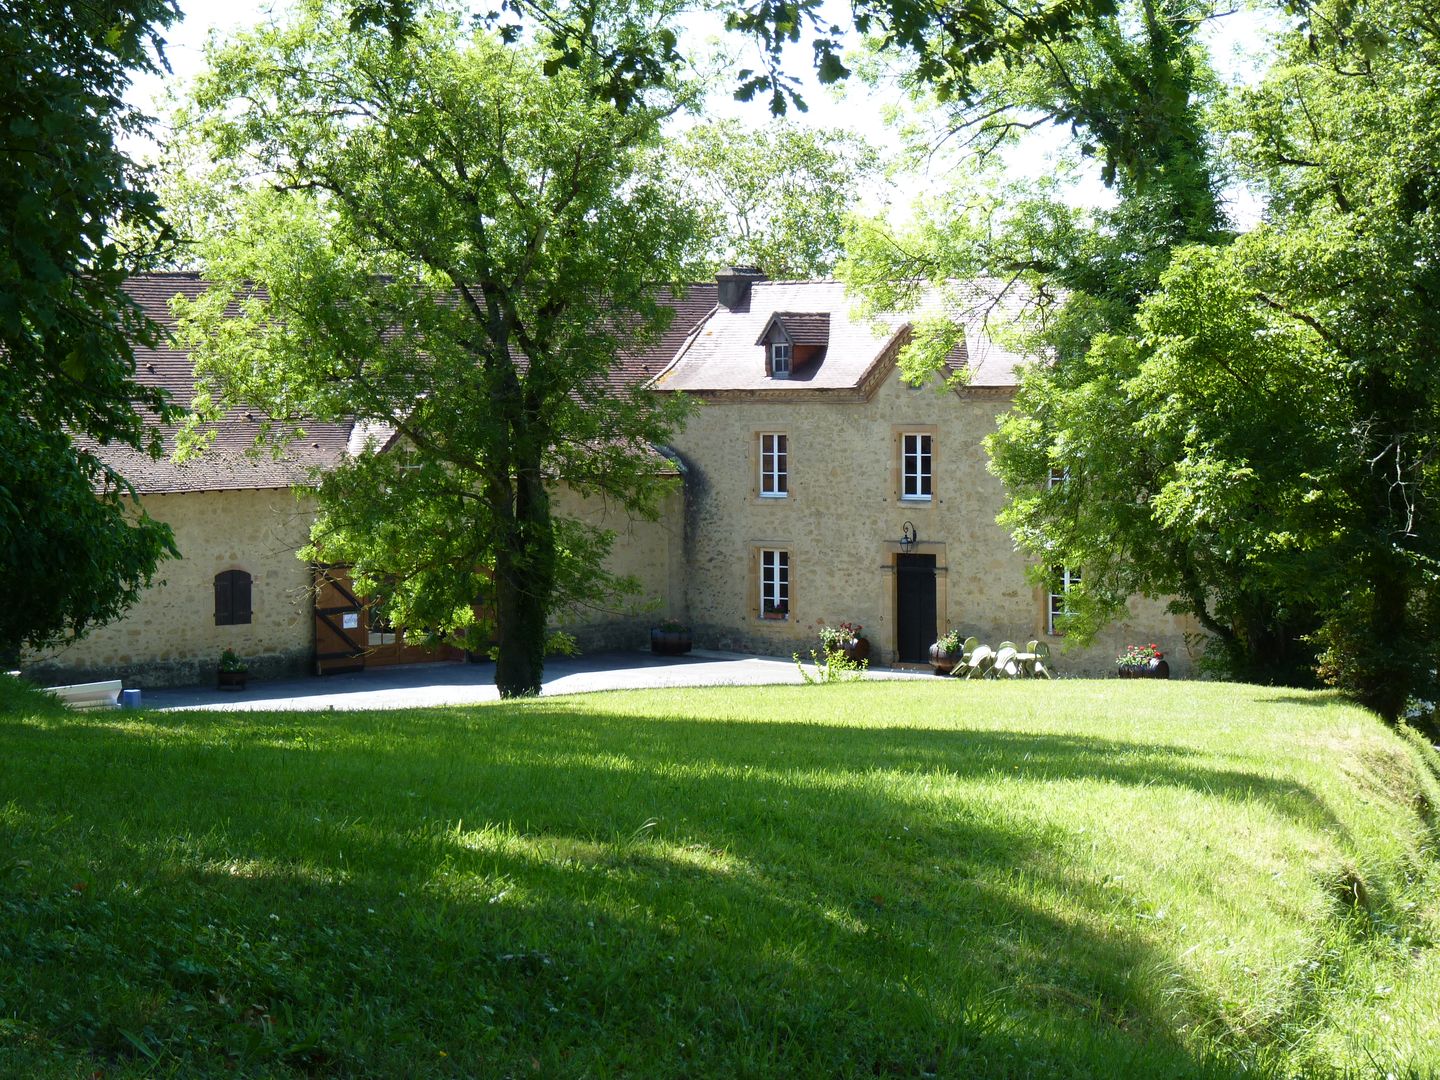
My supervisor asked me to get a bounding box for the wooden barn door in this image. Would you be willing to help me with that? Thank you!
[314,565,367,675]
[313,564,468,673]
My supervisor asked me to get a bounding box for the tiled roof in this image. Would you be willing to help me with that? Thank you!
[611,284,718,384]
[654,279,1029,394]
[111,275,715,494]
[117,274,354,495]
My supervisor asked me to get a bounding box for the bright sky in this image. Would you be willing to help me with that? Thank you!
[126,0,1271,230]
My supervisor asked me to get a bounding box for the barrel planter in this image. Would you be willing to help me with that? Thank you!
[929,643,962,675]
[1117,658,1169,679]
[217,668,248,690]
[840,638,871,665]
[650,628,693,656]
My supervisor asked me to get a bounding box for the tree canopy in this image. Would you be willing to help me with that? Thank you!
[0,0,180,655]
[672,119,880,277]
[177,0,702,696]
[841,0,1440,719]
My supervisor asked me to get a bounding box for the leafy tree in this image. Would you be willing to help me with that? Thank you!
[0,0,180,655]
[841,2,1298,667]
[850,0,1440,718]
[673,119,880,277]
[176,0,701,697]
[1139,0,1440,718]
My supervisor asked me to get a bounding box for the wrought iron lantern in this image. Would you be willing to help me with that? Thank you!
[900,521,918,554]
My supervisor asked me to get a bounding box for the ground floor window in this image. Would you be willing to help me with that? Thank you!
[1048,566,1081,635]
[760,548,790,619]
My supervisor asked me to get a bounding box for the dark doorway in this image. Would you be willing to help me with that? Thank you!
[896,554,937,663]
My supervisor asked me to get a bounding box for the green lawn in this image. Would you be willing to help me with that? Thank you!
[2,677,1439,1078]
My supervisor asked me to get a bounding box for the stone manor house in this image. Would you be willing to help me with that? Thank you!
[31,268,1191,687]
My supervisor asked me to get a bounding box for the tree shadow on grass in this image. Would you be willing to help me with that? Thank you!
[0,706,1352,1078]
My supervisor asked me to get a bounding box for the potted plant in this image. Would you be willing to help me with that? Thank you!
[650,619,692,656]
[217,648,249,690]
[761,602,788,621]
[929,630,963,675]
[1116,643,1169,679]
[819,621,870,665]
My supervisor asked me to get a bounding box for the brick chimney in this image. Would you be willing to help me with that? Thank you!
[715,265,766,312]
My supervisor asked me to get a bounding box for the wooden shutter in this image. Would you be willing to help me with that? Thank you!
[232,571,252,624]
[214,570,253,626]
[214,572,232,625]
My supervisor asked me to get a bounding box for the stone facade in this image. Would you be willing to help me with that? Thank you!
[28,273,1200,688]
[548,482,687,652]
[30,489,317,688]
[665,367,1196,675]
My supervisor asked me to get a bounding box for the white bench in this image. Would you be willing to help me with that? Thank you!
[45,679,123,711]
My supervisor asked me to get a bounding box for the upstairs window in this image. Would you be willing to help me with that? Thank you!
[901,433,933,500]
[1048,566,1081,635]
[214,569,253,626]
[770,340,791,377]
[759,433,788,498]
[1049,467,1069,488]
[760,548,790,619]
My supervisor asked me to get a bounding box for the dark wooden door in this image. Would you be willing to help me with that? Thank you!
[896,554,937,663]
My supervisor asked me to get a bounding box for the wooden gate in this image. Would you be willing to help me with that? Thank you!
[312,565,465,674]
[314,565,368,675]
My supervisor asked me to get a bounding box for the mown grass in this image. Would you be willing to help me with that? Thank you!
[1,676,1439,1078]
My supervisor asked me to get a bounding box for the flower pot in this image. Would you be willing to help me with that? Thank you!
[1117,658,1169,679]
[929,644,961,675]
[650,628,692,656]
[840,638,871,665]
[217,669,248,690]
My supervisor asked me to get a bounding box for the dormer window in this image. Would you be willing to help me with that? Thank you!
[770,341,792,378]
[757,312,829,379]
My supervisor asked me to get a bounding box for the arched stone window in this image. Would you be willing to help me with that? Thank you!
[214,569,253,626]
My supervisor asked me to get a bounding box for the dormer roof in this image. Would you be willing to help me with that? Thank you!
[755,312,831,348]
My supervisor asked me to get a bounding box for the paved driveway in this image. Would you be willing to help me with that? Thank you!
[141,649,932,712]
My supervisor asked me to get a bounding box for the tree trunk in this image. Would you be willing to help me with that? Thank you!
[491,462,556,698]
[1356,555,1411,723]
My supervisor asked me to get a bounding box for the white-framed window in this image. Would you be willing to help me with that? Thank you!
[759,433,788,498]
[1048,566,1081,635]
[901,432,933,500]
[1049,466,1068,488]
[399,447,422,473]
[760,548,790,619]
[770,340,791,377]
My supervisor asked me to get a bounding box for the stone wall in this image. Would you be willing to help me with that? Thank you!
[28,488,317,688]
[666,367,1197,676]
[548,481,687,652]
[24,372,1200,688]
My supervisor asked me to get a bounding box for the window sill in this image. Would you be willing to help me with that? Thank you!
[758,493,789,500]
[899,495,934,504]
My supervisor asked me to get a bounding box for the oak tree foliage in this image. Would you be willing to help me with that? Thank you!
[177,0,702,697]
[1,0,180,655]
[846,0,1440,718]
[673,119,881,278]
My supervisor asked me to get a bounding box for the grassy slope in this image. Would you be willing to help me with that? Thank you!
[1,677,1438,1078]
